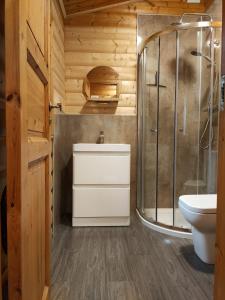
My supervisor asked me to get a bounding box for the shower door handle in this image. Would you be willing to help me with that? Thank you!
[150,128,158,133]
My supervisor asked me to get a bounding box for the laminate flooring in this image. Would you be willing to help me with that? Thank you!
[51,214,214,300]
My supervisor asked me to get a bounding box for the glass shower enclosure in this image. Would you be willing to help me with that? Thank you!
[137,14,221,233]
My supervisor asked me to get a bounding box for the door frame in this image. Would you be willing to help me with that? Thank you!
[214,0,225,298]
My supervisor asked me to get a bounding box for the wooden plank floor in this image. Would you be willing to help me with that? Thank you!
[51,214,214,300]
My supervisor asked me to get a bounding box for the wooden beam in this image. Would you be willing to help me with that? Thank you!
[66,0,141,18]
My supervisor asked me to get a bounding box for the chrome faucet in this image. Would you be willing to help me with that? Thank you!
[97,131,104,144]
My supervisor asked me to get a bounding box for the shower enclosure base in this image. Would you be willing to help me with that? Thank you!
[144,208,191,229]
[136,209,192,239]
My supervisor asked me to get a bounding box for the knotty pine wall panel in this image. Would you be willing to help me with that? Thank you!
[64,12,137,115]
[61,0,213,115]
[51,0,65,105]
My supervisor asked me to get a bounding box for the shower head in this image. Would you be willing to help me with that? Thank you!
[190,50,212,63]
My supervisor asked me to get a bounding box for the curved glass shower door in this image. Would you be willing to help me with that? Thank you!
[137,17,221,232]
[137,38,159,222]
[174,26,217,228]
[157,31,177,226]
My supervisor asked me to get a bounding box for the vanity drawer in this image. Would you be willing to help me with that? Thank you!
[73,153,130,185]
[73,186,130,217]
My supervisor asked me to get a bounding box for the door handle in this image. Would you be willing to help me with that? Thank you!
[49,102,62,111]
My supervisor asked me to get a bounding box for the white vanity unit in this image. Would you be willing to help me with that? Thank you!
[72,143,130,227]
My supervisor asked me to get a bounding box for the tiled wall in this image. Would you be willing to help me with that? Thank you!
[53,114,137,225]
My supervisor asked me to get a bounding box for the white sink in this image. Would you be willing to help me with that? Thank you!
[73,143,130,152]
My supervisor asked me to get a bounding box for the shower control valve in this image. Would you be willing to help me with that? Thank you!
[150,128,158,133]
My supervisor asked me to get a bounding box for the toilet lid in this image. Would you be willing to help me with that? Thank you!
[179,194,217,214]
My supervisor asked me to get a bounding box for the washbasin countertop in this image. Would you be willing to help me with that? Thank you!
[73,143,130,152]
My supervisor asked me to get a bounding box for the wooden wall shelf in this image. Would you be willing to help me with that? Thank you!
[83,66,120,102]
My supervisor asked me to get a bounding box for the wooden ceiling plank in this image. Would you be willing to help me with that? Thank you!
[102,0,207,14]
[65,0,142,17]
[64,0,135,11]
[63,0,181,14]
[64,0,133,10]
[62,0,214,18]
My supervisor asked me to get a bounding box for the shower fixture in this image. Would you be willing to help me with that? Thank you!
[208,39,221,48]
[170,13,212,26]
[190,50,212,63]
[213,40,220,48]
[137,14,221,237]
[200,73,219,150]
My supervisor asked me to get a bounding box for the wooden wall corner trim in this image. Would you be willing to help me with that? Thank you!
[57,0,66,19]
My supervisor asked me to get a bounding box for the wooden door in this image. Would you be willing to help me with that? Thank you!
[5,0,51,299]
[0,0,5,298]
[214,1,225,299]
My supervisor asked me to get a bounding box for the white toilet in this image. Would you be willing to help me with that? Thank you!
[179,194,217,264]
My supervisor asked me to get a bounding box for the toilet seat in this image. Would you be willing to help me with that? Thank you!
[179,194,217,214]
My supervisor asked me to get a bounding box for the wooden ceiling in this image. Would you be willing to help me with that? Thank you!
[60,0,213,18]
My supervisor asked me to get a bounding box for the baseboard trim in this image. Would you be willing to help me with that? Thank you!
[72,216,130,227]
